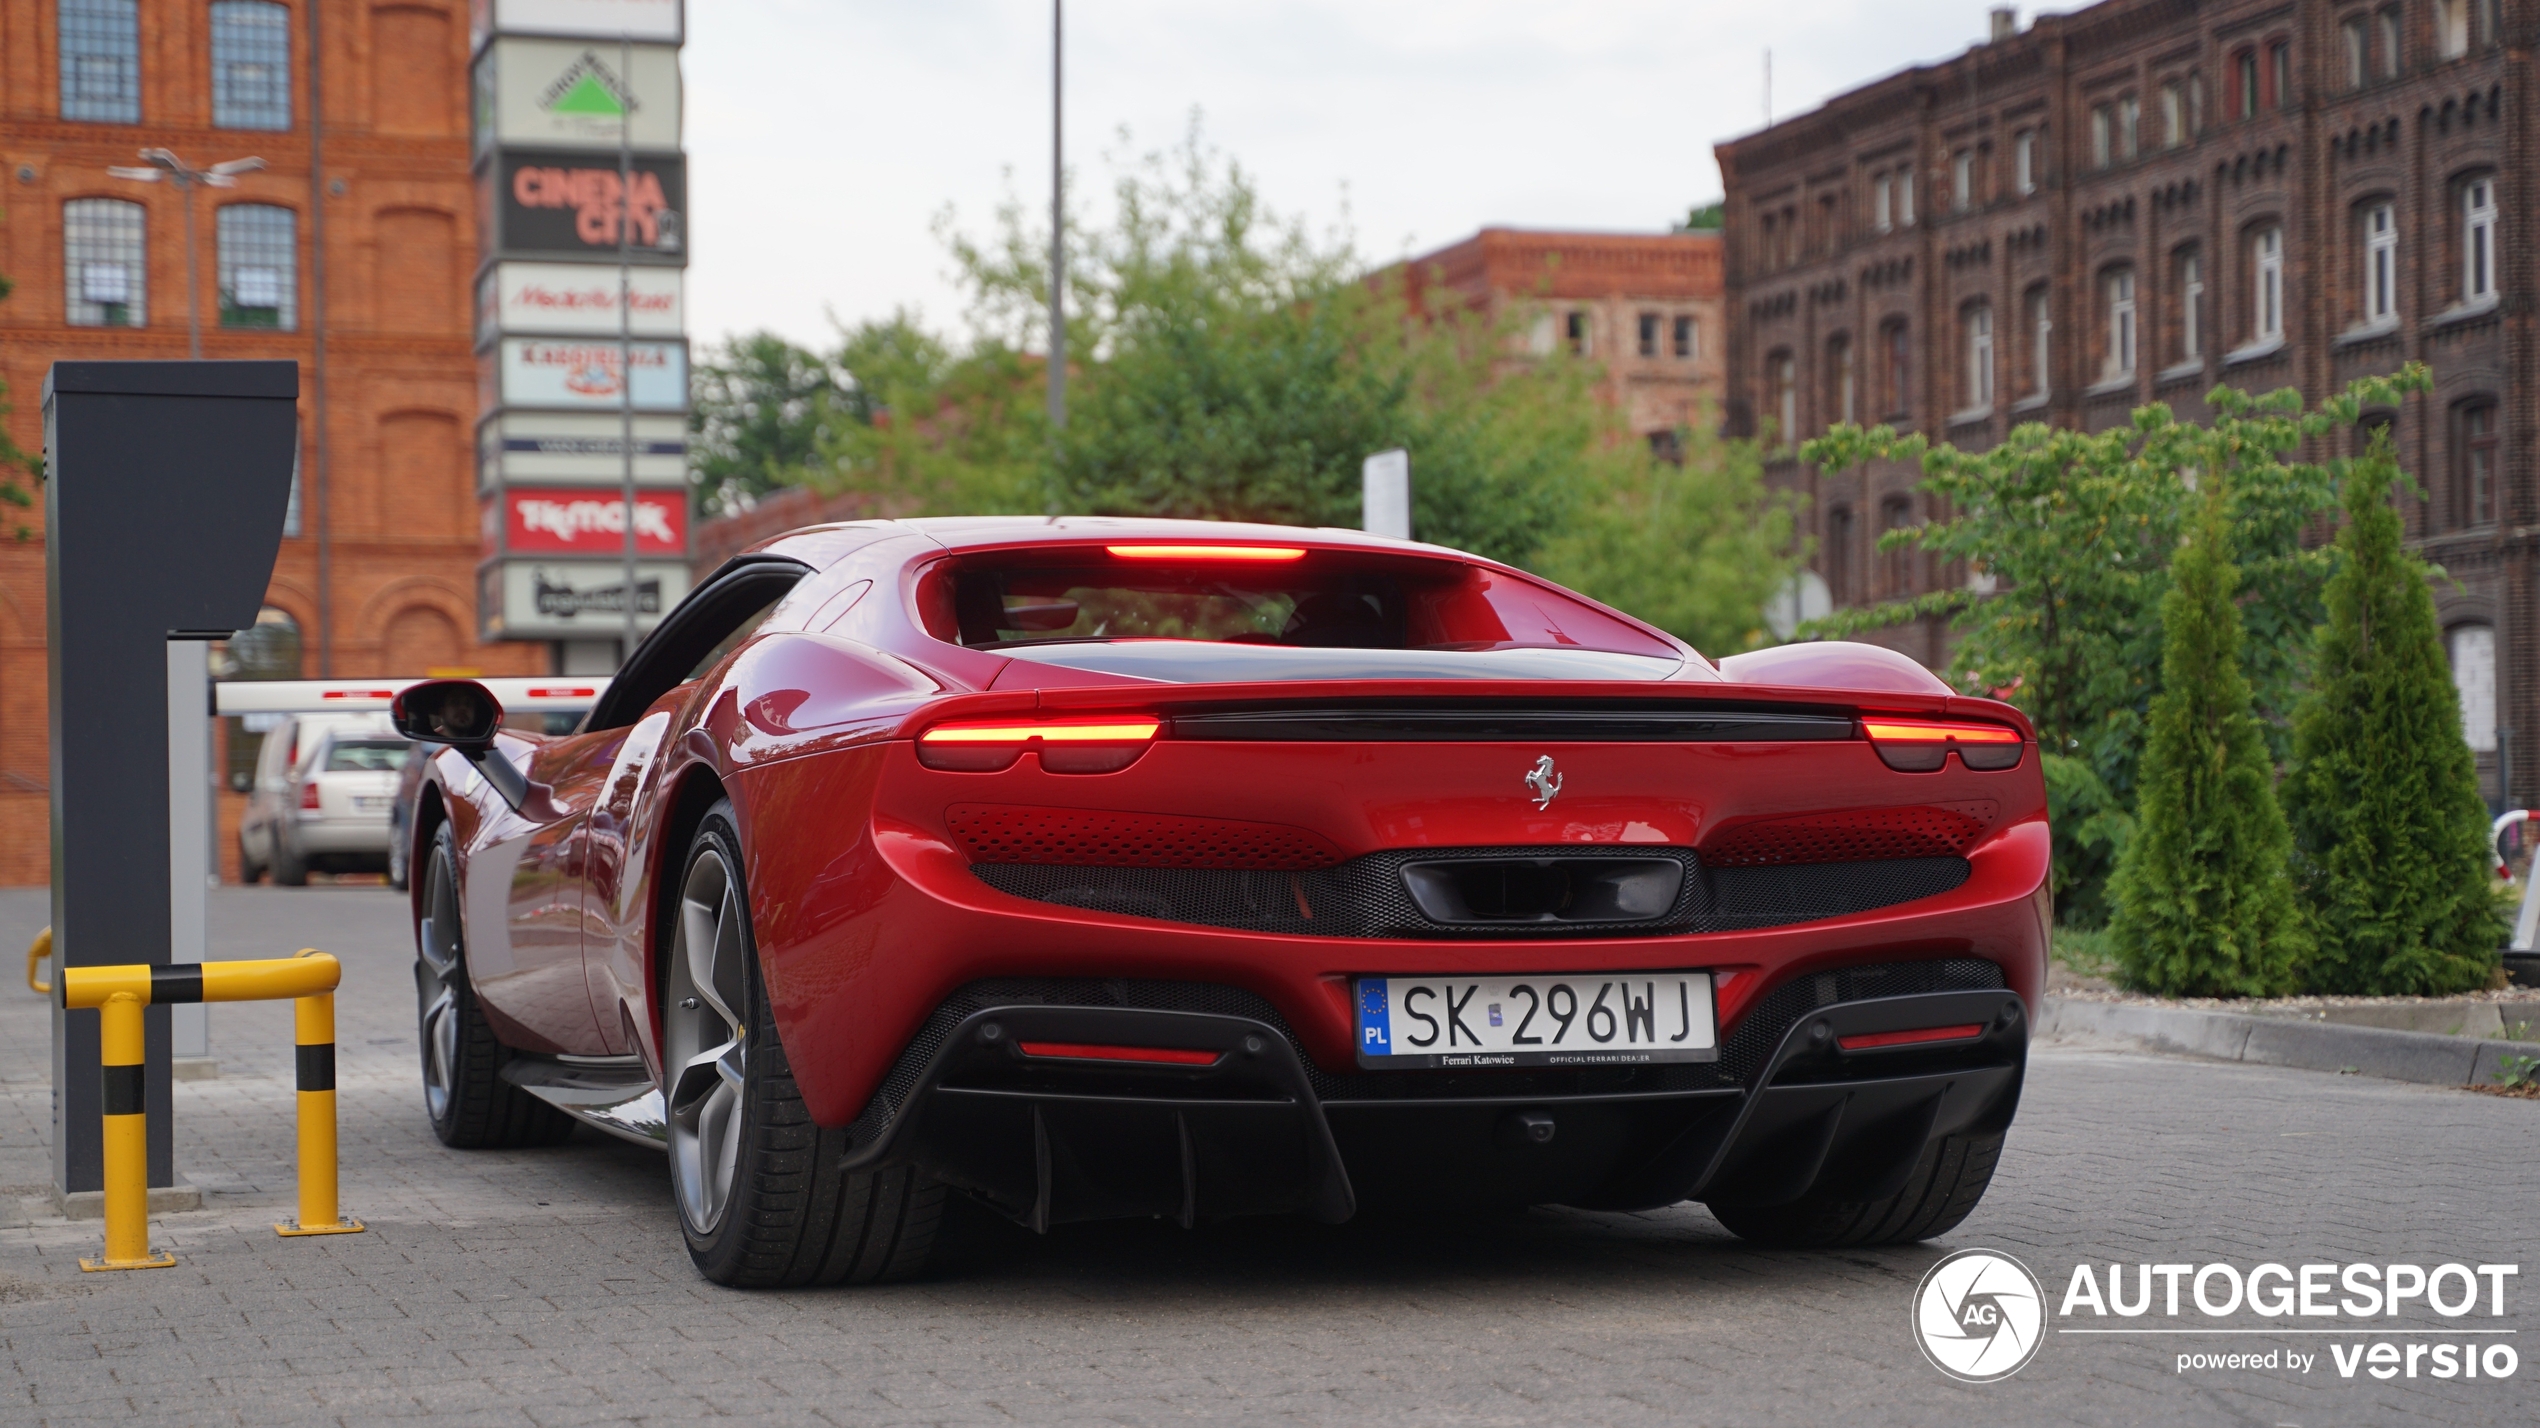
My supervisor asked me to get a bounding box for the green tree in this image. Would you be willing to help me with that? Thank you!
[1801,372,2424,925]
[2281,436,2505,994]
[687,332,852,516]
[2104,489,2308,996]
[1680,200,1725,231]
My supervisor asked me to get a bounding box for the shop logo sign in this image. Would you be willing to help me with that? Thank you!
[1913,1249,2047,1383]
[541,50,634,120]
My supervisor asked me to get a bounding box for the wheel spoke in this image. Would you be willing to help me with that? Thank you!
[680,892,737,1028]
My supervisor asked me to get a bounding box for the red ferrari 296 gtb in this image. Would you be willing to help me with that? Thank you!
[395,517,2046,1287]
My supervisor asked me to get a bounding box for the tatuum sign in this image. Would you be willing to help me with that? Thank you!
[486,149,685,262]
[487,487,686,557]
[483,336,689,411]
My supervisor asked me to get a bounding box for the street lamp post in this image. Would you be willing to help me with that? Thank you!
[108,149,267,359]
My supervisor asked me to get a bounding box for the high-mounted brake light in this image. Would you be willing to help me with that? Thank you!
[916,715,1163,773]
[1837,1023,1986,1052]
[1104,544,1307,562]
[1861,716,2025,772]
[1017,1041,1222,1066]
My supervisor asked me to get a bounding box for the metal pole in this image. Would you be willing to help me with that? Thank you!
[619,33,639,665]
[277,988,359,1236]
[309,0,332,678]
[1047,0,1065,435]
[181,174,201,360]
[82,995,171,1271]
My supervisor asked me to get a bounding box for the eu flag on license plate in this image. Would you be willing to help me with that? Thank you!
[1358,978,1390,1052]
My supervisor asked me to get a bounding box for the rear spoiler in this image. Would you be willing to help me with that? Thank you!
[211,678,610,716]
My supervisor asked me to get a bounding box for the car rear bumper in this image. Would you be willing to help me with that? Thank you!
[837,973,2026,1225]
[293,818,393,856]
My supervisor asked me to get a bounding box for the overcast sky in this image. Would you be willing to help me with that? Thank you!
[682,1,2029,352]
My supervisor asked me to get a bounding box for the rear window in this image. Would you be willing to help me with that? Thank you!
[919,546,1679,660]
[324,740,411,773]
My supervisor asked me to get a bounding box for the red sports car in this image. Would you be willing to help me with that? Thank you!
[396,518,2046,1287]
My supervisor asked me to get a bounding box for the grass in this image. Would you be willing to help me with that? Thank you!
[2051,924,2118,983]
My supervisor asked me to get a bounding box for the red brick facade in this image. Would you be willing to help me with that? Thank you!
[1719,0,2530,801]
[0,0,540,883]
[1393,228,1725,449]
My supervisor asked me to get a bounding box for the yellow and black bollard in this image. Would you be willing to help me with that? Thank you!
[62,950,361,1269]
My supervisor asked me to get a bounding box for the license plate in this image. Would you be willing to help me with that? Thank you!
[352,796,390,811]
[1354,972,1716,1070]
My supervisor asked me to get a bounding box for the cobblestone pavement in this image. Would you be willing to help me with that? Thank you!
[0,886,2533,1426]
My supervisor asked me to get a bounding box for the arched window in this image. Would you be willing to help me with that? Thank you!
[2250,225,2285,343]
[2462,175,2499,306]
[210,2,292,130]
[2234,47,2260,117]
[1768,350,1797,447]
[1827,333,1855,426]
[1826,505,1857,607]
[2023,284,2053,398]
[2361,200,2398,325]
[1962,301,1995,412]
[218,204,296,329]
[2341,14,2369,89]
[1879,495,1917,597]
[58,0,140,122]
[2450,624,2497,752]
[63,197,146,327]
[2377,6,2403,77]
[2439,0,2471,59]
[2455,400,2499,527]
[1882,320,1911,417]
[2101,267,2137,381]
[2174,247,2204,363]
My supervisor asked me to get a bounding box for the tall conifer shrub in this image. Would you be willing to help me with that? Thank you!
[2107,490,2308,996]
[2282,442,2504,994]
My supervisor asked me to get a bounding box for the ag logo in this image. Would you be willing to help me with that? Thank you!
[1911,1248,2045,1383]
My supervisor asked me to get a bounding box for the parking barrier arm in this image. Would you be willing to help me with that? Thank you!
[61,950,362,1270]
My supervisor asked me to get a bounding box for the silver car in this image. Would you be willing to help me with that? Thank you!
[238,713,413,885]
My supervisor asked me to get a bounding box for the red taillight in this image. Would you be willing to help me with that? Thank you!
[299,779,322,811]
[1016,1040,1222,1066]
[1104,544,1307,562]
[1837,1023,1986,1051]
[1860,716,2025,772]
[916,715,1163,773]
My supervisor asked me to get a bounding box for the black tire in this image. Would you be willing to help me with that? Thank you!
[1706,1132,2004,1248]
[414,823,576,1149]
[273,834,309,887]
[663,802,946,1288]
[237,833,264,885]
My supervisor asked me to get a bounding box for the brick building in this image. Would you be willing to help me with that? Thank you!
[0,0,538,883]
[1394,227,1726,454]
[1718,0,2528,801]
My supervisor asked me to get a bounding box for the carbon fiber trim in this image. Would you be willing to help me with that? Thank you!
[971,847,1968,939]
[839,959,2007,1149]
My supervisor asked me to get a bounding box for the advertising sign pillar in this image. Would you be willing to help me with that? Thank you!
[44,361,299,1198]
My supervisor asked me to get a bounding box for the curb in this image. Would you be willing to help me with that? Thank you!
[2038,995,2538,1089]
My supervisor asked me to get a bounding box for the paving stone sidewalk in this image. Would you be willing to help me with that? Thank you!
[0,886,2534,1427]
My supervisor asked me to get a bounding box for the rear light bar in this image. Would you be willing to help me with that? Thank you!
[916,715,1163,773]
[1860,716,2025,772]
[1104,544,1307,562]
[1837,1022,1986,1051]
[1017,1040,1222,1066]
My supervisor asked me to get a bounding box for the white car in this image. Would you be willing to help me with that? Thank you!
[238,712,414,885]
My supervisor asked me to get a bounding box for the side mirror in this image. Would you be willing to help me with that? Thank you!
[392,679,532,811]
[391,679,504,750]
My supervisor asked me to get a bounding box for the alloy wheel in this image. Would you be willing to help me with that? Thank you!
[415,839,465,1123]
[665,844,750,1235]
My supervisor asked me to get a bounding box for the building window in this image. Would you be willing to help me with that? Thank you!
[1952,149,1973,212]
[2024,285,2052,397]
[2361,201,2397,325]
[2103,268,2138,381]
[1883,320,1911,417]
[2378,7,2403,77]
[1637,312,1660,358]
[1897,169,1914,227]
[2439,0,2470,59]
[2013,130,2036,194]
[2189,70,2206,132]
[1566,310,1589,355]
[217,204,295,329]
[2253,226,2285,342]
[2457,400,2499,526]
[2269,41,2292,109]
[2090,105,2113,168]
[1872,171,1892,232]
[1672,314,1698,360]
[1963,301,1994,412]
[2452,624,2498,752]
[2160,82,2186,147]
[59,0,141,122]
[2235,48,2259,118]
[211,2,292,130]
[2464,176,2498,305]
[1879,495,1916,597]
[1828,333,1855,425]
[1770,352,1797,448]
[2341,15,2368,89]
[2178,249,2204,361]
[1826,505,1856,606]
[63,197,146,326]
[2119,94,2141,160]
